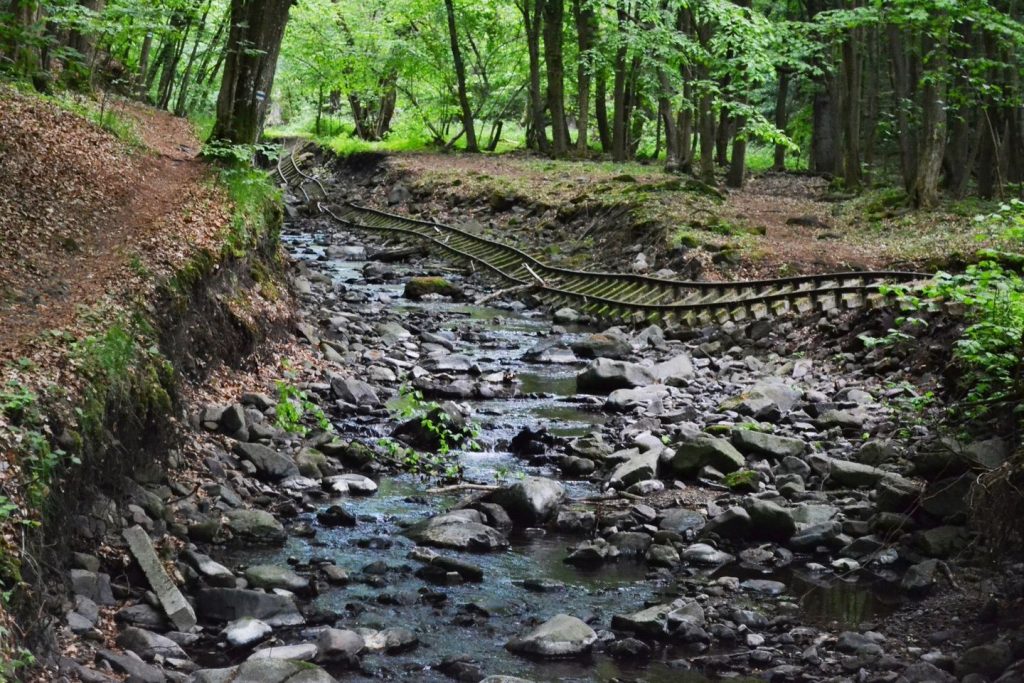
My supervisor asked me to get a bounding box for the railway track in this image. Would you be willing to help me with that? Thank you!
[278,143,929,328]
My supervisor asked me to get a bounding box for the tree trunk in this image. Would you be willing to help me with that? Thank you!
[595,69,611,152]
[611,1,629,162]
[911,36,948,208]
[726,116,747,188]
[773,68,790,171]
[888,24,918,192]
[210,0,293,145]
[136,32,153,97]
[572,0,595,153]
[658,69,680,172]
[542,0,567,156]
[520,0,547,153]
[810,81,839,175]
[840,9,863,190]
[444,0,477,152]
[174,1,212,116]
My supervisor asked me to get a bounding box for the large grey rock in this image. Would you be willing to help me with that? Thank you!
[223,617,273,648]
[723,380,802,417]
[405,510,508,552]
[702,506,752,539]
[744,499,797,541]
[651,353,694,385]
[234,443,300,482]
[330,377,380,407]
[248,644,318,662]
[810,455,905,489]
[115,627,186,661]
[486,477,564,525]
[197,588,304,627]
[225,509,286,545]
[915,526,969,558]
[658,508,706,535]
[666,435,745,476]
[576,358,656,394]
[607,450,660,489]
[95,649,165,683]
[192,659,337,683]
[956,641,1013,678]
[731,429,806,459]
[680,543,734,565]
[123,526,196,631]
[901,559,941,596]
[322,473,378,496]
[505,614,597,658]
[70,569,115,606]
[245,565,309,593]
[316,628,364,664]
[605,385,669,413]
[900,662,957,682]
[571,331,632,359]
[183,550,235,588]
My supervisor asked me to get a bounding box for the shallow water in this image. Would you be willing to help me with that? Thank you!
[218,228,898,680]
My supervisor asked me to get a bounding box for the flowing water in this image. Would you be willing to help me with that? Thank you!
[210,227,897,681]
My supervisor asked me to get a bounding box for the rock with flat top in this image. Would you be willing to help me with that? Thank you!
[506,614,597,658]
[123,525,196,632]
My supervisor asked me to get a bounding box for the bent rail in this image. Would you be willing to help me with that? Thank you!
[279,143,929,328]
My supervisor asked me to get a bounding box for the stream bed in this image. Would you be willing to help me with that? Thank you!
[203,222,899,681]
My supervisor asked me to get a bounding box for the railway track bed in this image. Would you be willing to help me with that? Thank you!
[278,144,929,329]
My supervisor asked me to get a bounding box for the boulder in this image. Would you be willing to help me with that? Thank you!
[505,614,597,658]
[651,353,694,385]
[115,627,186,661]
[244,565,309,593]
[743,499,797,541]
[316,628,364,664]
[223,617,273,648]
[658,508,706,535]
[405,510,508,552]
[233,443,300,482]
[486,477,564,526]
[607,450,660,489]
[571,331,632,359]
[576,358,655,394]
[196,588,304,627]
[248,644,318,662]
[731,429,806,459]
[322,473,378,496]
[810,455,904,489]
[192,659,337,683]
[225,509,286,545]
[123,526,196,631]
[701,506,752,539]
[404,276,462,300]
[329,377,381,407]
[666,435,745,476]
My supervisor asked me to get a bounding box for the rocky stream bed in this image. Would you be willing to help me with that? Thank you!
[54,182,1024,683]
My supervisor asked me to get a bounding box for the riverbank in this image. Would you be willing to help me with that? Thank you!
[0,87,289,678]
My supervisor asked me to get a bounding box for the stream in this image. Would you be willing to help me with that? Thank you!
[201,218,900,682]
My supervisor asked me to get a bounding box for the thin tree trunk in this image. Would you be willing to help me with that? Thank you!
[595,69,611,152]
[888,24,917,192]
[773,68,790,171]
[611,1,629,162]
[520,0,547,153]
[840,10,863,189]
[174,0,212,116]
[911,35,948,208]
[572,0,595,153]
[444,0,477,152]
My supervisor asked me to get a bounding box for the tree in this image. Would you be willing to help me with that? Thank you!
[209,0,293,144]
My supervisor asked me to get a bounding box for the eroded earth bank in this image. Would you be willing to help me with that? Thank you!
[47,152,1024,683]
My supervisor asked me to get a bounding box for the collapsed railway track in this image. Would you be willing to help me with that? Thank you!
[278,143,930,328]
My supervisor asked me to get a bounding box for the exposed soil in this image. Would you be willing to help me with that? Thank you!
[0,87,229,361]
[333,151,989,280]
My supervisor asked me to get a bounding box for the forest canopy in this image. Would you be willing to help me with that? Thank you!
[3,0,1024,204]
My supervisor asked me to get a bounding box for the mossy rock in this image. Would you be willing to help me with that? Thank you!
[403,277,463,301]
[724,469,761,493]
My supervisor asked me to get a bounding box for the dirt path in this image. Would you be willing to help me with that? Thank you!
[0,90,227,361]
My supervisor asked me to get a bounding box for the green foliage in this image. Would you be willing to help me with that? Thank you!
[274,380,331,436]
[386,384,481,479]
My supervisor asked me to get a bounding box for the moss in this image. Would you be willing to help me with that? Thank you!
[724,469,760,492]
[404,276,463,300]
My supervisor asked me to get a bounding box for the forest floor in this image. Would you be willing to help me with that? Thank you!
[349,151,994,280]
[0,86,230,365]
